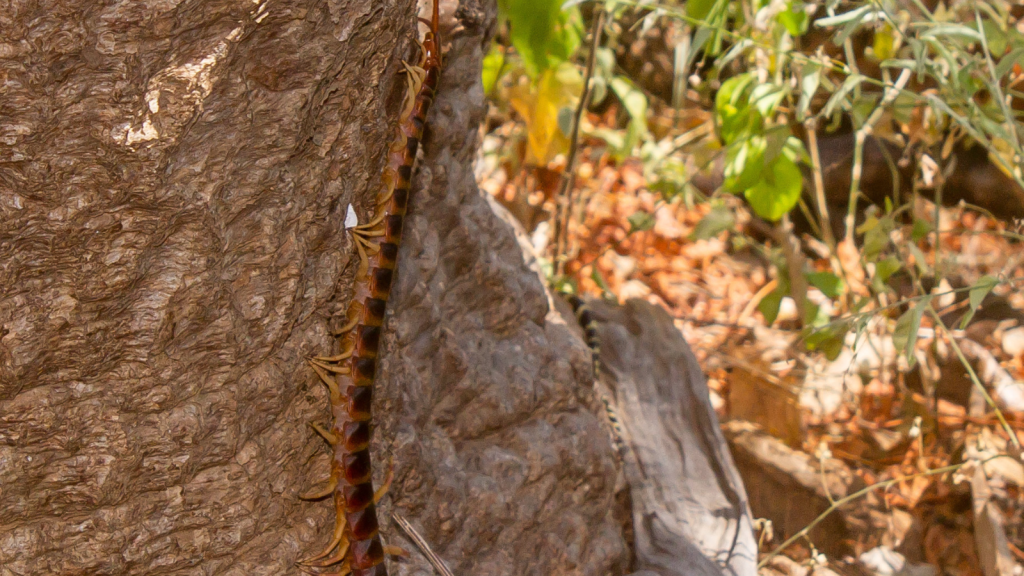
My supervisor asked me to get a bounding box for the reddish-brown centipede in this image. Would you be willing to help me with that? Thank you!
[300,2,442,575]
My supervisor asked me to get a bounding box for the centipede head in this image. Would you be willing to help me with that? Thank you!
[417,0,441,70]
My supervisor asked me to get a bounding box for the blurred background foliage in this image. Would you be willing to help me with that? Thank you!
[476,2,1024,570]
[481,0,1024,357]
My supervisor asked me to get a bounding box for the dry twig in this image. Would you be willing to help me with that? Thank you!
[392,513,455,576]
[552,6,607,278]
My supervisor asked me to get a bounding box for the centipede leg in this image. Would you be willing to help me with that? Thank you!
[299,476,338,500]
[314,344,355,363]
[354,205,389,232]
[298,517,349,566]
[309,566,352,576]
[310,422,340,446]
[333,312,360,336]
[383,544,410,558]
[373,461,394,504]
[351,232,383,279]
[376,185,395,210]
[353,233,371,279]
[303,536,350,568]
[310,359,351,375]
[309,361,341,402]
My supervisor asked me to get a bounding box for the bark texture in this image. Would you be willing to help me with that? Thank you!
[0,0,629,574]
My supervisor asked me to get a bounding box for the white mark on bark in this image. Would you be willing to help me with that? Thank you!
[345,205,359,229]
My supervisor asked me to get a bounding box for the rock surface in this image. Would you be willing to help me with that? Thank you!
[0,0,629,574]
[585,299,759,576]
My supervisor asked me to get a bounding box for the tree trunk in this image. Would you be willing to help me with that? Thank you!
[0,0,629,574]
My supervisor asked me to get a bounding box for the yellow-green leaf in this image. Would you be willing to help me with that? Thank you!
[508,62,583,165]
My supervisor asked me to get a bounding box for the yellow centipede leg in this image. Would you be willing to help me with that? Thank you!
[383,544,410,558]
[376,185,395,209]
[373,462,394,504]
[353,227,386,239]
[313,344,355,363]
[401,61,426,94]
[299,526,349,566]
[334,310,360,335]
[309,359,351,375]
[354,235,382,255]
[303,536,350,568]
[351,233,383,279]
[309,422,339,445]
[299,476,338,500]
[354,202,389,232]
[308,361,341,401]
[353,233,370,279]
[315,565,352,576]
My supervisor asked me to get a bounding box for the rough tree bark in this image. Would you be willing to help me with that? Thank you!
[0,0,630,574]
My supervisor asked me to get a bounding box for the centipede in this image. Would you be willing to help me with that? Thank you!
[563,293,627,457]
[298,2,442,575]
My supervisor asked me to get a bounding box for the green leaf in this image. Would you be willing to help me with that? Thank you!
[995,47,1024,81]
[481,45,506,96]
[908,247,931,277]
[507,62,583,164]
[814,5,874,28]
[744,154,803,221]
[797,63,821,119]
[724,136,767,193]
[871,256,902,293]
[804,320,851,360]
[860,213,895,261]
[822,73,864,119]
[960,275,998,329]
[893,296,931,368]
[778,1,809,36]
[921,24,983,43]
[609,76,649,156]
[750,83,787,117]
[591,265,613,299]
[503,0,582,77]
[804,300,829,327]
[806,271,844,299]
[759,288,784,325]
[627,211,656,234]
[715,73,761,143]
[687,0,716,20]
[873,23,896,61]
[590,76,607,106]
[691,204,736,240]
[557,106,574,137]
[911,218,933,242]
[610,76,647,120]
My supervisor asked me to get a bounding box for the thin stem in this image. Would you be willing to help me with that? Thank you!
[553,7,607,279]
[975,6,1024,166]
[843,68,912,244]
[928,307,1021,450]
[758,462,966,568]
[804,119,835,250]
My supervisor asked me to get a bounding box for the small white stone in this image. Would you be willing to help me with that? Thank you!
[858,547,905,576]
[776,297,798,322]
[1003,327,1024,358]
